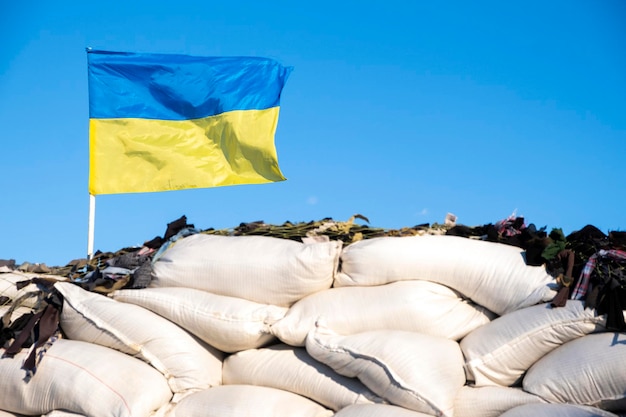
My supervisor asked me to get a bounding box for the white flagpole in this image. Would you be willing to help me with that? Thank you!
[87,193,96,260]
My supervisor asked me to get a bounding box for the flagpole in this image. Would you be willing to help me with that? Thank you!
[87,193,96,260]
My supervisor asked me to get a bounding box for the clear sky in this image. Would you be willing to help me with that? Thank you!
[1,1,625,267]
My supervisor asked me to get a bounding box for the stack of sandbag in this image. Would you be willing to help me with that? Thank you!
[3,275,156,417]
[139,234,343,415]
[145,233,498,416]
[454,300,625,416]
[1,233,624,416]
[0,278,174,417]
[1,234,345,417]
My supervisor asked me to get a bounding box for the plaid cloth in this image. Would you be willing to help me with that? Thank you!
[494,214,526,237]
[571,249,626,300]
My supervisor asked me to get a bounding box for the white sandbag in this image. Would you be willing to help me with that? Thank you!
[271,280,495,346]
[222,343,384,411]
[460,300,606,387]
[55,282,223,393]
[499,403,619,417]
[523,332,626,411]
[334,404,434,417]
[453,385,547,417]
[151,234,342,307]
[336,235,557,315]
[111,287,287,353]
[0,272,67,308]
[306,322,466,417]
[0,339,172,417]
[166,385,333,417]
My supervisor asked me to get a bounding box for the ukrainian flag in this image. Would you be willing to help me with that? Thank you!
[87,49,292,195]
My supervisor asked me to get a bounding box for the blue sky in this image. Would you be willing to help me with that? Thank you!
[1,1,625,267]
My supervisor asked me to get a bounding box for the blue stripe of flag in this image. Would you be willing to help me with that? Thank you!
[87,49,292,120]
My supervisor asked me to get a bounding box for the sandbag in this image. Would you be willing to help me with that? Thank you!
[306,322,465,417]
[460,300,606,386]
[271,280,495,346]
[334,404,434,417]
[222,343,383,411]
[523,332,626,412]
[499,403,619,417]
[453,385,547,417]
[335,235,557,315]
[111,287,287,353]
[151,234,342,307]
[0,339,172,417]
[166,385,333,417]
[55,282,223,393]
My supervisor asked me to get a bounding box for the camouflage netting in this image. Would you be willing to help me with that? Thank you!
[2,213,625,318]
[1,214,450,278]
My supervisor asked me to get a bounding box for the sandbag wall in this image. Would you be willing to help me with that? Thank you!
[0,233,625,417]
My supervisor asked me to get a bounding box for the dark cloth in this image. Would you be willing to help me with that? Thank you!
[131,261,153,289]
[164,215,194,241]
[143,235,164,249]
[74,268,130,294]
[446,219,550,266]
[1,312,35,348]
[446,224,492,240]
[107,250,150,270]
[550,249,575,307]
[3,304,56,358]
[143,214,195,249]
[2,302,60,378]
[609,231,626,251]
[581,251,626,331]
